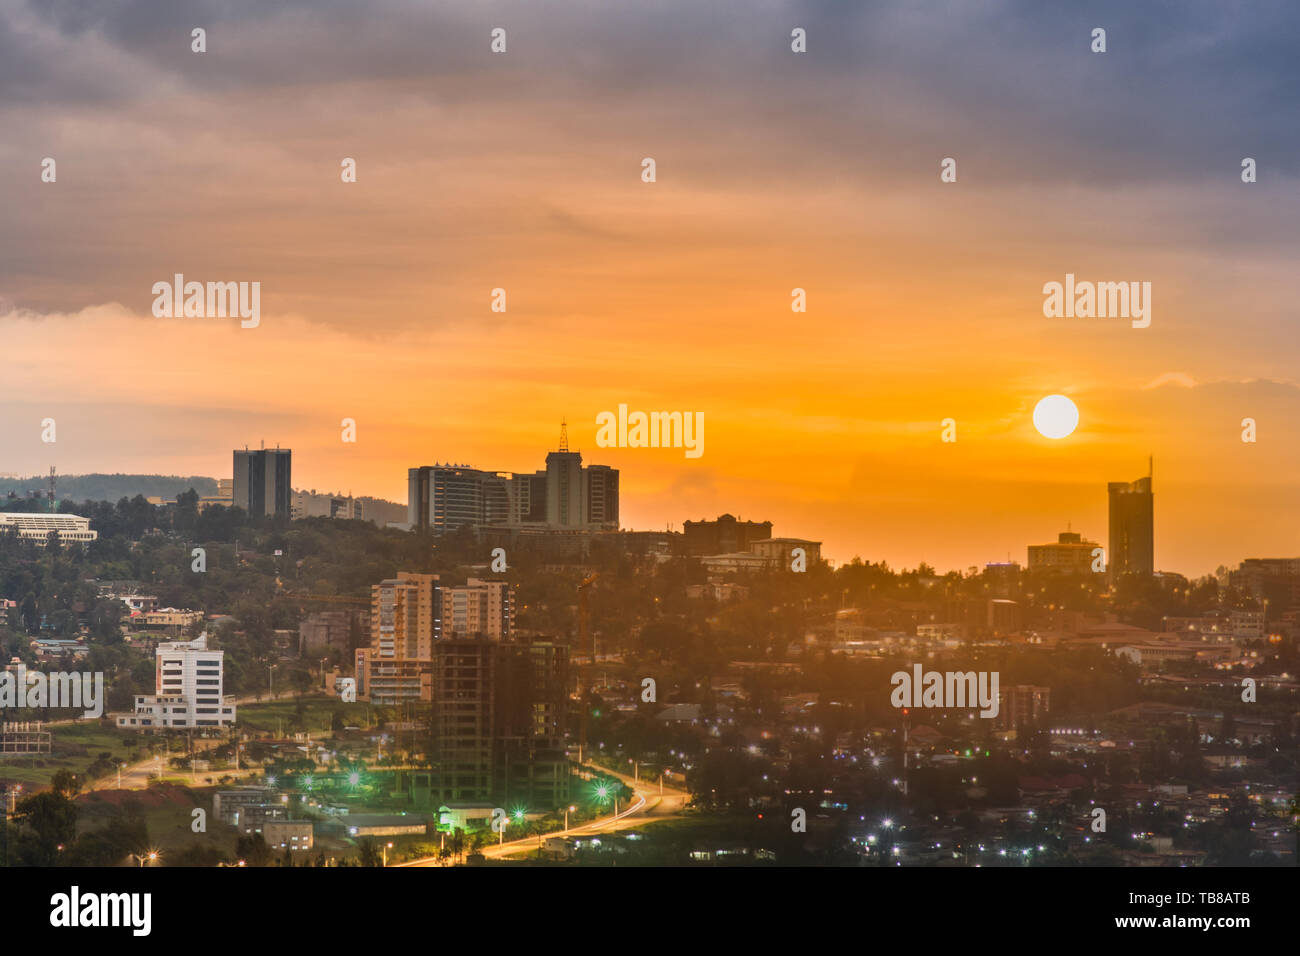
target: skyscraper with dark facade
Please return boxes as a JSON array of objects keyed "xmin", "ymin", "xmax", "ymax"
[
  {"xmin": 232, "ymin": 447, "xmax": 292, "ymax": 518},
  {"xmin": 1107, "ymin": 463, "xmax": 1154, "ymax": 581}
]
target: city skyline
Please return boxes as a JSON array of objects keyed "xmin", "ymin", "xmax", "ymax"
[
  {"xmin": 0, "ymin": 443, "xmax": 1289, "ymax": 581},
  {"xmin": 3, "ymin": 1, "xmax": 1298, "ymax": 576}
]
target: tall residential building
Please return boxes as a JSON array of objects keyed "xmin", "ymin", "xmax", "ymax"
[
  {"xmin": 355, "ymin": 574, "xmax": 515, "ymax": 705},
  {"xmin": 112, "ymin": 632, "xmax": 235, "ymax": 731},
  {"xmin": 431, "ymin": 639, "xmax": 569, "ymax": 808},
  {"xmin": 358, "ymin": 572, "xmax": 440, "ymax": 705},
  {"xmin": 233, "ymin": 447, "xmax": 292, "ymax": 517},
  {"xmin": 1028, "ymin": 529, "xmax": 1101, "ymax": 575},
  {"xmin": 1107, "ymin": 463, "xmax": 1154, "ymax": 581},
  {"xmin": 443, "ymin": 578, "xmax": 514, "ymax": 641}
]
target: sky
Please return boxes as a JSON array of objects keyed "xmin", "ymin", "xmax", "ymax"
[{"xmin": 2, "ymin": 0, "xmax": 1298, "ymax": 577}]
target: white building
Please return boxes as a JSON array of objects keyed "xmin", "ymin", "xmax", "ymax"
[
  {"xmin": 0, "ymin": 513, "xmax": 97, "ymax": 546},
  {"xmin": 113, "ymin": 632, "xmax": 235, "ymax": 731}
]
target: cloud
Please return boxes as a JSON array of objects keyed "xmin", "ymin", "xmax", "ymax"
[{"xmin": 1142, "ymin": 372, "xmax": 1198, "ymax": 390}]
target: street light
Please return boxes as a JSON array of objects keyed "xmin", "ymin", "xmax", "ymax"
[
  {"xmin": 564, "ymin": 805, "xmax": 576, "ymax": 832},
  {"xmin": 382, "ymin": 842, "xmax": 393, "ymax": 867}
]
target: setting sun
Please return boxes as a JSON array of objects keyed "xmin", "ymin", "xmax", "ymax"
[{"xmin": 1033, "ymin": 395, "xmax": 1080, "ymax": 440}]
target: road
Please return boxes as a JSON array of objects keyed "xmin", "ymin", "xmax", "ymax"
[{"xmin": 396, "ymin": 764, "xmax": 690, "ymax": 867}]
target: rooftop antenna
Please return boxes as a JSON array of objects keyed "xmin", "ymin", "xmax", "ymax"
[
  {"xmin": 1148, "ymin": 455, "xmax": 1153, "ymax": 480},
  {"xmin": 559, "ymin": 418, "xmax": 569, "ymax": 453}
]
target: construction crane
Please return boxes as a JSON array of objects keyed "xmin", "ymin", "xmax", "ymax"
[{"xmin": 576, "ymin": 572, "xmax": 599, "ymax": 764}]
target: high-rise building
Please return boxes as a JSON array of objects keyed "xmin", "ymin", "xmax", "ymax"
[
  {"xmin": 545, "ymin": 443, "xmax": 584, "ymax": 529},
  {"xmin": 233, "ymin": 447, "xmax": 292, "ymax": 517},
  {"xmin": 508, "ymin": 470, "xmax": 548, "ymax": 525},
  {"xmin": 112, "ymin": 632, "xmax": 235, "ymax": 731},
  {"xmin": 408, "ymin": 425, "xmax": 618, "ymax": 533},
  {"xmin": 584, "ymin": 464, "xmax": 619, "ymax": 530},
  {"xmin": 1107, "ymin": 463, "xmax": 1154, "ymax": 581},
  {"xmin": 407, "ymin": 465, "xmax": 510, "ymax": 535},
  {"xmin": 431, "ymin": 638, "xmax": 569, "ymax": 807},
  {"xmin": 443, "ymin": 578, "xmax": 514, "ymax": 640},
  {"xmin": 355, "ymin": 574, "xmax": 515, "ymax": 704},
  {"xmin": 358, "ymin": 572, "xmax": 440, "ymax": 705}
]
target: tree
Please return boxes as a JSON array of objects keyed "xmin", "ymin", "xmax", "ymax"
[
  {"xmin": 50, "ymin": 770, "xmax": 81, "ymax": 798},
  {"xmin": 12, "ymin": 791, "xmax": 78, "ymax": 866},
  {"xmin": 357, "ymin": 838, "xmax": 381, "ymax": 867},
  {"xmin": 235, "ymin": 832, "xmax": 272, "ymax": 867}
]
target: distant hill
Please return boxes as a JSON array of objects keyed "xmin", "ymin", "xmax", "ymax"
[
  {"xmin": 0, "ymin": 473, "xmax": 218, "ymax": 503},
  {"xmin": 357, "ymin": 497, "xmax": 407, "ymax": 525},
  {"xmin": 0, "ymin": 473, "xmax": 407, "ymax": 523}
]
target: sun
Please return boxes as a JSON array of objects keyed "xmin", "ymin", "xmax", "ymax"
[{"xmin": 1033, "ymin": 394, "xmax": 1079, "ymax": 439}]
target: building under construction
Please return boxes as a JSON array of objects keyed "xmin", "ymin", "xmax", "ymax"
[
  {"xmin": 0, "ymin": 721, "xmax": 51, "ymax": 755},
  {"xmin": 428, "ymin": 638, "xmax": 570, "ymax": 809}
]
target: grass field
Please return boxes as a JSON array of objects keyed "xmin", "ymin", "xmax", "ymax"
[
  {"xmin": 0, "ymin": 721, "xmax": 141, "ymax": 787},
  {"xmin": 233, "ymin": 696, "xmax": 380, "ymax": 735}
]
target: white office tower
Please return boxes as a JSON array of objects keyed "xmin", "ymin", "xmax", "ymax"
[{"xmin": 113, "ymin": 632, "xmax": 236, "ymax": 731}]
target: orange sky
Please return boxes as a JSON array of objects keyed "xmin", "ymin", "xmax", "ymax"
[{"xmin": 2, "ymin": 1, "xmax": 1298, "ymax": 576}]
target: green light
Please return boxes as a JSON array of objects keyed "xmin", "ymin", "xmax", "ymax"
[
  {"xmin": 348, "ymin": 772, "xmax": 360, "ymax": 787},
  {"xmin": 514, "ymin": 810, "xmax": 524, "ymax": 820}
]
